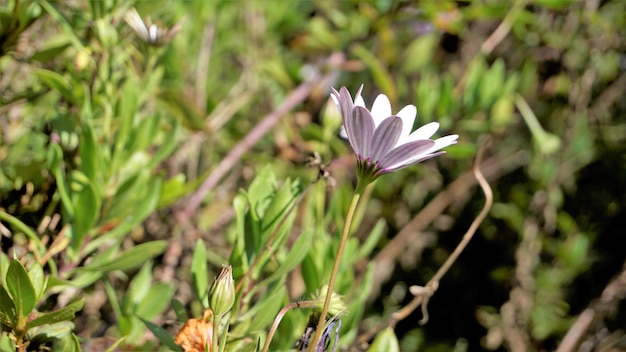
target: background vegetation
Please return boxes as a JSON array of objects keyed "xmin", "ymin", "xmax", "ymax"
[{"xmin": 0, "ymin": 0, "xmax": 624, "ymax": 351}]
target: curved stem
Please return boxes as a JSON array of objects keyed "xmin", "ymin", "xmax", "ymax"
[
  {"xmin": 261, "ymin": 300, "xmax": 322, "ymax": 352},
  {"xmin": 308, "ymin": 180, "xmax": 366, "ymax": 351}
]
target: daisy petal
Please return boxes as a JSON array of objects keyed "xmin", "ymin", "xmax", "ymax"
[
  {"xmin": 396, "ymin": 105, "xmax": 417, "ymax": 142},
  {"xmin": 387, "ymin": 151, "xmax": 446, "ymax": 172},
  {"xmin": 429, "ymin": 134, "xmax": 459, "ymax": 153},
  {"xmin": 352, "ymin": 106, "xmax": 376, "ymax": 159},
  {"xmin": 406, "ymin": 122, "xmax": 440, "ymax": 142},
  {"xmin": 370, "ymin": 116, "xmax": 402, "ymax": 162},
  {"xmin": 379, "ymin": 140, "xmax": 435, "ymax": 171},
  {"xmin": 370, "ymin": 94, "xmax": 392, "ymax": 126}
]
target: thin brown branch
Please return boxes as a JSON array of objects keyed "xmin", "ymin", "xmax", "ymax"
[{"xmin": 370, "ymin": 148, "xmax": 528, "ymax": 301}]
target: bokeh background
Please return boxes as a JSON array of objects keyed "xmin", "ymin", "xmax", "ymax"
[{"xmin": 1, "ymin": 0, "xmax": 625, "ymax": 351}]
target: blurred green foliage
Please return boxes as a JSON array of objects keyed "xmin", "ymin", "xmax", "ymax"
[{"xmin": 0, "ymin": 0, "xmax": 624, "ymax": 351}]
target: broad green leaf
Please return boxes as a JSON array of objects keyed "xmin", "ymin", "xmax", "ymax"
[
  {"xmin": 6, "ymin": 260, "xmax": 37, "ymax": 317},
  {"xmin": 80, "ymin": 241, "xmax": 168, "ymax": 272},
  {"xmin": 28, "ymin": 320, "xmax": 74, "ymax": 340},
  {"xmin": 367, "ymin": 327, "xmax": 400, "ymax": 352},
  {"xmin": 123, "ymin": 262, "xmax": 153, "ymax": 313},
  {"xmin": 28, "ymin": 262, "xmax": 46, "ymax": 300},
  {"xmin": 192, "ymin": 240, "xmax": 210, "ymax": 308},
  {"xmin": 26, "ymin": 299, "xmax": 84, "ymax": 330},
  {"xmin": 51, "ymin": 333, "xmax": 81, "ymax": 352},
  {"xmin": 0, "ymin": 285, "xmax": 17, "ymax": 327},
  {"xmin": 403, "ymin": 33, "xmax": 437, "ymax": 74},
  {"xmin": 140, "ymin": 317, "xmax": 183, "ymax": 351},
  {"xmin": 135, "ymin": 283, "xmax": 176, "ymax": 319},
  {"xmin": 0, "ymin": 334, "xmax": 14, "ymax": 351}
]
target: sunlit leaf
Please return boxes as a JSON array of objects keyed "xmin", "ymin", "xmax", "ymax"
[{"xmin": 6, "ymin": 260, "xmax": 37, "ymax": 317}]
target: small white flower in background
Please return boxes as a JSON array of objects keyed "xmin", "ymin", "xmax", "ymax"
[
  {"xmin": 124, "ymin": 8, "xmax": 182, "ymax": 46},
  {"xmin": 331, "ymin": 85, "xmax": 458, "ymax": 182}
]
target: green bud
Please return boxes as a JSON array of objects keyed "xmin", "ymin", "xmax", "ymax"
[
  {"xmin": 312, "ymin": 284, "xmax": 347, "ymax": 316},
  {"xmin": 209, "ymin": 265, "xmax": 235, "ymax": 316}
]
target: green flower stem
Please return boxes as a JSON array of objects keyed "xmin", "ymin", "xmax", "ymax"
[
  {"xmin": 212, "ymin": 314, "xmax": 220, "ymax": 352},
  {"xmin": 218, "ymin": 315, "xmax": 229, "ymax": 352},
  {"xmin": 308, "ymin": 179, "xmax": 368, "ymax": 351}
]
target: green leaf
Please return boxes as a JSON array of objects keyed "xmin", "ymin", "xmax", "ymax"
[
  {"xmin": 28, "ymin": 320, "xmax": 75, "ymax": 340},
  {"xmin": 355, "ymin": 220, "xmax": 386, "ymax": 260},
  {"xmin": 0, "ymin": 285, "xmax": 17, "ymax": 327},
  {"xmin": 239, "ymin": 285, "xmax": 287, "ymax": 332},
  {"xmin": 256, "ymin": 229, "xmax": 314, "ymax": 289},
  {"xmin": 26, "ymin": 299, "xmax": 84, "ymax": 330},
  {"xmin": 122, "ymin": 262, "xmax": 153, "ymax": 314},
  {"xmin": 79, "ymin": 119, "xmax": 99, "ymax": 182},
  {"xmin": 353, "ymin": 44, "xmax": 396, "ymax": 104},
  {"xmin": 28, "ymin": 262, "xmax": 46, "ymax": 300},
  {"xmin": 84, "ymin": 177, "xmax": 163, "ymax": 255},
  {"xmin": 80, "ymin": 241, "xmax": 168, "ymax": 272},
  {"xmin": 171, "ymin": 298, "xmax": 188, "ymax": 322},
  {"xmin": 367, "ymin": 327, "xmax": 400, "ymax": 352},
  {"xmin": 140, "ymin": 317, "xmax": 183, "ymax": 351},
  {"xmin": 6, "ymin": 260, "xmax": 37, "ymax": 317},
  {"xmin": 70, "ymin": 172, "xmax": 100, "ymax": 251},
  {"xmin": 135, "ymin": 283, "xmax": 176, "ymax": 319},
  {"xmin": 192, "ymin": 240, "xmax": 210, "ymax": 309},
  {"xmin": 33, "ymin": 68, "xmax": 74, "ymax": 103},
  {"xmin": 403, "ymin": 33, "xmax": 437, "ymax": 74},
  {"xmin": 52, "ymin": 333, "xmax": 81, "ymax": 352},
  {"xmin": 0, "ymin": 334, "xmax": 14, "ymax": 351}
]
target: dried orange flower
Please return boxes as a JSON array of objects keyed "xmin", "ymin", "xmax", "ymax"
[{"xmin": 175, "ymin": 309, "xmax": 214, "ymax": 352}]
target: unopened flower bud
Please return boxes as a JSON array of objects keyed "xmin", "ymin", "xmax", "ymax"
[
  {"xmin": 209, "ymin": 265, "xmax": 235, "ymax": 316},
  {"xmin": 312, "ymin": 284, "xmax": 347, "ymax": 316}
]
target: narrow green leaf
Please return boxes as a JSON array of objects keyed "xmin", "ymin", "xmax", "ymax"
[
  {"xmin": 192, "ymin": 240, "xmax": 210, "ymax": 309},
  {"xmin": 80, "ymin": 241, "xmax": 168, "ymax": 272},
  {"xmin": 6, "ymin": 260, "xmax": 37, "ymax": 317},
  {"xmin": 237, "ymin": 285, "xmax": 286, "ymax": 332},
  {"xmin": 26, "ymin": 299, "xmax": 84, "ymax": 330},
  {"xmin": 256, "ymin": 229, "xmax": 314, "ymax": 289},
  {"xmin": 33, "ymin": 68, "xmax": 73, "ymax": 102},
  {"xmin": 70, "ymin": 173, "xmax": 100, "ymax": 251},
  {"xmin": 171, "ymin": 298, "xmax": 188, "ymax": 322},
  {"xmin": 84, "ymin": 177, "xmax": 162, "ymax": 255},
  {"xmin": 140, "ymin": 317, "xmax": 183, "ymax": 351},
  {"xmin": 79, "ymin": 119, "xmax": 98, "ymax": 181},
  {"xmin": 355, "ymin": 220, "xmax": 386, "ymax": 260}
]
